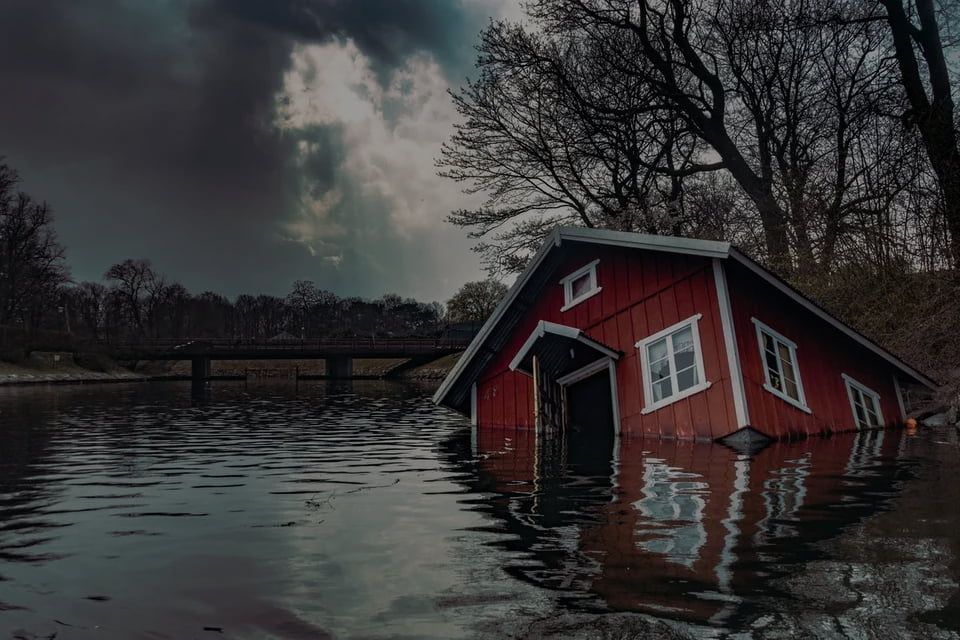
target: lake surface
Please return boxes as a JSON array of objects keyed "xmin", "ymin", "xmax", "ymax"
[{"xmin": 1, "ymin": 381, "xmax": 958, "ymax": 639}]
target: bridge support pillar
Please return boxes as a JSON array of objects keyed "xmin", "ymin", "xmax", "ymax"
[
  {"xmin": 326, "ymin": 356, "xmax": 353, "ymax": 379},
  {"xmin": 191, "ymin": 357, "xmax": 211, "ymax": 384}
]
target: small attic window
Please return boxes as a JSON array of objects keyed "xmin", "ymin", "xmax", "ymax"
[{"xmin": 560, "ymin": 259, "xmax": 601, "ymax": 311}]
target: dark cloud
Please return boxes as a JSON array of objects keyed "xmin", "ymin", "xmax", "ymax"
[
  {"xmin": 216, "ymin": 0, "xmax": 489, "ymax": 81},
  {"xmin": 0, "ymin": 0, "xmax": 495, "ymax": 300}
]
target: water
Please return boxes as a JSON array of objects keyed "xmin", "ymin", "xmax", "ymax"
[{"xmin": 1, "ymin": 381, "xmax": 958, "ymax": 639}]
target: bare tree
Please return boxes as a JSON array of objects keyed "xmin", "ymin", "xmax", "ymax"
[
  {"xmin": 104, "ymin": 259, "xmax": 157, "ymax": 337},
  {"xmin": 69, "ymin": 282, "xmax": 107, "ymax": 339},
  {"xmin": 440, "ymin": 21, "xmax": 721, "ymax": 273},
  {"xmin": 879, "ymin": 0, "xmax": 960, "ymax": 266},
  {"xmin": 442, "ymin": 1, "xmax": 945, "ymax": 275},
  {"xmin": 0, "ymin": 163, "xmax": 68, "ymax": 327},
  {"xmin": 287, "ymin": 279, "xmax": 319, "ymax": 337}
]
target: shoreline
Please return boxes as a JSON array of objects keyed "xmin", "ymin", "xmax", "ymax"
[
  {"xmin": 0, "ymin": 371, "xmax": 151, "ymax": 387},
  {"xmin": 0, "ymin": 358, "xmax": 458, "ymax": 388}
]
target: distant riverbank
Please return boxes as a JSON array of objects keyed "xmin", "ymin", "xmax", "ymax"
[
  {"xmin": 0, "ymin": 352, "xmax": 148, "ymax": 386},
  {"xmin": 0, "ymin": 351, "xmax": 462, "ymax": 386}
]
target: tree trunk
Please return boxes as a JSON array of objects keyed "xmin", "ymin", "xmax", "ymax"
[
  {"xmin": 883, "ymin": 0, "xmax": 960, "ymax": 267},
  {"xmin": 706, "ymin": 129, "xmax": 792, "ymax": 271}
]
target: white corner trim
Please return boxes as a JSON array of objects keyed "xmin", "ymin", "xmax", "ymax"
[
  {"xmin": 893, "ymin": 375, "xmax": 907, "ymax": 421},
  {"xmin": 712, "ymin": 259, "xmax": 750, "ymax": 428},
  {"xmin": 608, "ymin": 359, "xmax": 621, "ymax": 436},
  {"xmin": 469, "ymin": 382, "xmax": 478, "ymax": 455},
  {"xmin": 470, "ymin": 382, "xmax": 478, "ymax": 426},
  {"xmin": 641, "ymin": 381, "xmax": 713, "ymax": 415}
]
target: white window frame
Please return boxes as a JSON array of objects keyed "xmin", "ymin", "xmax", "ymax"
[
  {"xmin": 637, "ymin": 313, "xmax": 711, "ymax": 414},
  {"xmin": 842, "ymin": 374, "xmax": 884, "ymax": 430},
  {"xmin": 752, "ymin": 318, "xmax": 811, "ymax": 414},
  {"xmin": 559, "ymin": 259, "xmax": 601, "ymax": 312}
]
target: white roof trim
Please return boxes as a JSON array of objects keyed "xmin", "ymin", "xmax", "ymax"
[
  {"xmin": 508, "ymin": 320, "xmax": 619, "ymax": 373},
  {"xmin": 558, "ymin": 227, "xmax": 731, "ymax": 258},
  {"xmin": 433, "ymin": 227, "xmax": 935, "ymax": 410},
  {"xmin": 432, "ymin": 228, "xmax": 563, "ymax": 406}
]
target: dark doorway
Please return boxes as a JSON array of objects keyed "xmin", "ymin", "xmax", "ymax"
[{"xmin": 565, "ymin": 367, "xmax": 616, "ymax": 474}]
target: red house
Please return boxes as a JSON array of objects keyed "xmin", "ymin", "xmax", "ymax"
[{"xmin": 434, "ymin": 227, "xmax": 936, "ymax": 441}]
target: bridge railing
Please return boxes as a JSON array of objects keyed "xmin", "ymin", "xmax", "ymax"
[{"xmin": 105, "ymin": 337, "xmax": 473, "ymax": 354}]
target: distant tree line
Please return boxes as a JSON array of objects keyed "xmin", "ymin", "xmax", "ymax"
[{"xmin": 0, "ymin": 160, "xmax": 507, "ymax": 344}]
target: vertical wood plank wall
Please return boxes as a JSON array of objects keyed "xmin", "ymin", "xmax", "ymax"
[
  {"xmin": 475, "ymin": 246, "xmax": 738, "ymax": 440},
  {"xmin": 725, "ymin": 261, "xmax": 905, "ymax": 439}
]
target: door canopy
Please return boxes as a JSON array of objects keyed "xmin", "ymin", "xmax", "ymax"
[{"xmin": 508, "ymin": 321, "xmax": 620, "ymax": 381}]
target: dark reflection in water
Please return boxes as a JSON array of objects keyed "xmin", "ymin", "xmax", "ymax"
[{"xmin": 1, "ymin": 382, "xmax": 958, "ymax": 639}]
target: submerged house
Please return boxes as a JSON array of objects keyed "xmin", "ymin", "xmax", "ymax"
[{"xmin": 434, "ymin": 227, "xmax": 936, "ymax": 441}]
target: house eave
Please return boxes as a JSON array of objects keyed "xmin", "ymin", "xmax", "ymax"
[
  {"xmin": 727, "ymin": 248, "xmax": 938, "ymax": 390},
  {"xmin": 434, "ymin": 227, "xmax": 937, "ymax": 413}
]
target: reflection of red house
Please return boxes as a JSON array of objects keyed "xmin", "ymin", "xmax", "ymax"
[
  {"xmin": 435, "ymin": 228, "xmax": 935, "ymax": 440},
  {"xmin": 474, "ymin": 426, "xmax": 905, "ymax": 623}
]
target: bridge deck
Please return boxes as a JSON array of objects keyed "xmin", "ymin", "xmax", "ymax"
[{"xmin": 108, "ymin": 338, "xmax": 470, "ymax": 361}]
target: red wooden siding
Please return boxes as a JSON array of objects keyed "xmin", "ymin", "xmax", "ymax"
[
  {"xmin": 475, "ymin": 246, "xmax": 738, "ymax": 439},
  {"xmin": 725, "ymin": 261, "xmax": 905, "ymax": 439}
]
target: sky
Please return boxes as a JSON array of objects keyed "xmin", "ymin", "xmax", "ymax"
[{"xmin": 0, "ymin": 0, "xmax": 524, "ymax": 303}]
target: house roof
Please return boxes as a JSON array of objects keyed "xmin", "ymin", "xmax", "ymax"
[{"xmin": 433, "ymin": 227, "xmax": 937, "ymax": 412}]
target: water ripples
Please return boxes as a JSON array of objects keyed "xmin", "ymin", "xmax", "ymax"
[{"xmin": 0, "ymin": 381, "xmax": 957, "ymax": 639}]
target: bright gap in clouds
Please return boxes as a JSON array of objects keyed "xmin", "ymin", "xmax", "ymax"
[{"xmin": 273, "ymin": 38, "xmax": 487, "ymax": 301}]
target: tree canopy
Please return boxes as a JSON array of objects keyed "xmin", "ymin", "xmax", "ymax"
[
  {"xmin": 446, "ymin": 279, "xmax": 508, "ymax": 324},
  {"xmin": 440, "ymin": 0, "xmax": 958, "ymax": 275}
]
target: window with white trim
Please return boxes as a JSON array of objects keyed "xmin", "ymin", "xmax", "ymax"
[
  {"xmin": 843, "ymin": 374, "xmax": 884, "ymax": 429},
  {"xmin": 753, "ymin": 318, "xmax": 809, "ymax": 412},
  {"xmin": 560, "ymin": 260, "xmax": 600, "ymax": 311},
  {"xmin": 638, "ymin": 314, "xmax": 710, "ymax": 413}
]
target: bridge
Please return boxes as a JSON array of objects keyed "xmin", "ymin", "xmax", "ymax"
[{"xmin": 106, "ymin": 337, "xmax": 471, "ymax": 383}]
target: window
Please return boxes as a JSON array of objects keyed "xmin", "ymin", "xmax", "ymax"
[
  {"xmin": 560, "ymin": 260, "xmax": 600, "ymax": 311},
  {"xmin": 637, "ymin": 314, "xmax": 711, "ymax": 414},
  {"xmin": 843, "ymin": 374, "xmax": 884, "ymax": 430},
  {"xmin": 752, "ymin": 318, "xmax": 809, "ymax": 413}
]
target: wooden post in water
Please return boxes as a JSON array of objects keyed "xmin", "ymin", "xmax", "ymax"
[{"xmin": 533, "ymin": 355, "xmax": 566, "ymax": 434}]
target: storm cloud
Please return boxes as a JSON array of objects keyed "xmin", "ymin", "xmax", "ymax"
[{"xmin": 0, "ymin": 0, "xmax": 519, "ymax": 301}]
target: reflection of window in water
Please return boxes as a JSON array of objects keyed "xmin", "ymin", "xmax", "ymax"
[
  {"xmin": 846, "ymin": 429, "xmax": 885, "ymax": 477},
  {"xmin": 633, "ymin": 458, "xmax": 708, "ymax": 567},
  {"xmin": 756, "ymin": 453, "xmax": 810, "ymax": 541}
]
